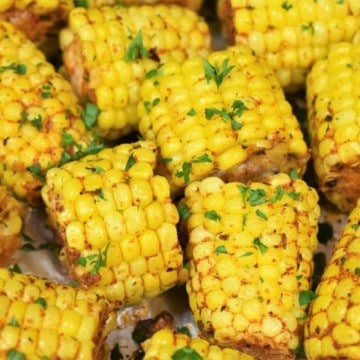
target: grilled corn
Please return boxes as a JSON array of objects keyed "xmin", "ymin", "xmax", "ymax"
[
  {"xmin": 217, "ymin": 0, "xmax": 360, "ymax": 91},
  {"xmin": 60, "ymin": 4, "xmax": 211, "ymax": 140},
  {"xmin": 306, "ymin": 41, "xmax": 360, "ymax": 213},
  {"xmin": 85, "ymin": 0, "xmax": 204, "ymax": 11},
  {"xmin": 41, "ymin": 140, "xmax": 188, "ymax": 308},
  {"xmin": 0, "ymin": 20, "xmax": 101, "ymax": 205},
  {"xmin": 304, "ymin": 198, "xmax": 360, "ymax": 359},
  {"xmin": 0, "ymin": 0, "xmax": 73, "ymax": 57},
  {"xmin": 0, "ymin": 268, "xmax": 116, "ymax": 359},
  {"xmin": 138, "ymin": 45, "xmax": 309, "ymax": 195},
  {"xmin": 142, "ymin": 328, "xmax": 254, "ymax": 359},
  {"xmin": 0, "ymin": 186, "xmax": 26, "ymax": 266},
  {"xmin": 182, "ymin": 174, "xmax": 320, "ymax": 359}
]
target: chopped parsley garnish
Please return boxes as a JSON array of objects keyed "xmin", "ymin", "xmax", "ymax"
[
  {"xmin": 355, "ymin": 267, "xmax": 360, "ymax": 276},
  {"xmin": 74, "ymin": 0, "xmax": 88, "ymax": 7},
  {"xmin": 187, "ymin": 108, "xmax": 196, "ymax": 116},
  {"xmin": 29, "ymin": 114, "xmax": 42, "ymax": 130},
  {"xmin": 215, "ymin": 245, "xmax": 228, "ymax": 255},
  {"xmin": 6, "ymin": 349, "xmax": 26, "ymax": 360},
  {"xmin": 351, "ymin": 223, "xmax": 360, "ymax": 231},
  {"xmin": 34, "ymin": 297, "xmax": 47, "ymax": 309},
  {"xmin": 143, "ymin": 98, "xmax": 160, "ymax": 113},
  {"xmin": 27, "ymin": 163, "xmax": 45, "ymax": 182},
  {"xmin": 145, "ymin": 67, "xmax": 163, "ymax": 79},
  {"xmin": 61, "ymin": 132, "xmax": 74, "ymax": 147},
  {"xmin": 172, "ymin": 346, "xmax": 202, "ymax": 360},
  {"xmin": 281, "ymin": 1, "xmax": 292, "ymax": 10},
  {"xmin": 296, "ymin": 274, "xmax": 303, "ymax": 280},
  {"xmin": 95, "ymin": 188, "xmax": 106, "ymax": 200},
  {"xmin": 269, "ymin": 186, "xmax": 284, "ymax": 202},
  {"xmin": 77, "ymin": 243, "xmax": 110, "ymax": 275},
  {"xmin": 192, "ymin": 153, "xmax": 212, "ymax": 163},
  {"xmin": 176, "ymin": 326, "xmax": 191, "ymax": 336},
  {"xmin": 86, "ymin": 166, "xmax": 104, "ymax": 173},
  {"xmin": 0, "ymin": 63, "xmax": 26, "ymax": 75},
  {"xmin": 175, "ymin": 161, "xmax": 192, "ymax": 184},
  {"xmin": 203, "ymin": 58, "xmax": 235, "ymax": 87},
  {"xmin": 125, "ymin": 31, "xmax": 149, "ymax": 62},
  {"xmin": 299, "ymin": 290, "xmax": 318, "ymax": 306},
  {"xmin": 247, "ymin": 188, "xmax": 267, "ymax": 206},
  {"xmin": 301, "ymin": 22, "xmax": 314, "ymax": 33},
  {"xmin": 204, "ymin": 210, "xmax": 221, "ymax": 222},
  {"xmin": 8, "ymin": 263, "xmax": 22, "ymax": 273},
  {"xmin": 289, "ymin": 168, "xmax": 300, "ymax": 179},
  {"xmin": 41, "ymin": 84, "xmax": 52, "ymax": 98},
  {"xmin": 253, "ymin": 237, "xmax": 268, "ymax": 254},
  {"xmin": 8, "ymin": 317, "xmax": 20, "ymax": 327},
  {"xmin": 161, "ymin": 157, "xmax": 173, "ymax": 164},
  {"xmin": 82, "ymin": 102, "xmax": 100, "ymax": 130},
  {"xmin": 73, "ymin": 140, "xmax": 104, "ymax": 160},
  {"xmin": 177, "ymin": 203, "xmax": 190, "ymax": 220},
  {"xmin": 255, "ymin": 209, "xmax": 268, "ymax": 220},
  {"xmin": 240, "ymin": 251, "xmax": 253, "ymax": 257},
  {"xmin": 125, "ymin": 153, "xmax": 136, "ymax": 171}
]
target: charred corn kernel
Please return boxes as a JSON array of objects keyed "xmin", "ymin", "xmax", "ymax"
[
  {"xmin": 142, "ymin": 328, "xmax": 254, "ymax": 360},
  {"xmin": 183, "ymin": 174, "xmax": 320, "ymax": 359},
  {"xmin": 218, "ymin": 0, "xmax": 360, "ymax": 91},
  {"xmin": 0, "ymin": 0, "xmax": 73, "ymax": 56},
  {"xmin": 139, "ymin": 45, "xmax": 309, "ymax": 195},
  {"xmin": 0, "ymin": 186, "xmax": 26, "ymax": 266},
  {"xmin": 307, "ymin": 41, "xmax": 360, "ymax": 213},
  {"xmin": 0, "ymin": 21, "xmax": 100, "ymax": 205},
  {"xmin": 0, "ymin": 269, "xmax": 115, "ymax": 359},
  {"xmin": 84, "ymin": 0, "xmax": 204, "ymax": 11},
  {"xmin": 60, "ymin": 5, "xmax": 210, "ymax": 141},
  {"xmin": 304, "ymin": 198, "xmax": 360, "ymax": 359},
  {"xmin": 42, "ymin": 140, "xmax": 186, "ymax": 308}
]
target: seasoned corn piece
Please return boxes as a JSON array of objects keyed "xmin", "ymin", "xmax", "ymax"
[
  {"xmin": 0, "ymin": 20, "xmax": 101, "ymax": 205},
  {"xmin": 139, "ymin": 45, "xmax": 309, "ymax": 195},
  {"xmin": 41, "ymin": 141, "xmax": 187, "ymax": 308},
  {"xmin": 0, "ymin": 186, "xmax": 26, "ymax": 266},
  {"xmin": 60, "ymin": 4, "xmax": 211, "ymax": 140},
  {"xmin": 182, "ymin": 174, "xmax": 320, "ymax": 359},
  {"xmin": 0, "ymin": 268, "xmax": 116, "ymax": 359},
  {"xmin": 142, "ymin": 328, "xmax": 254, "ymax": 359},
  {"xmin": 217, "ymin": 0, "xmax": 360, "ymax": 91},
  {"xmin": 0, "ymin": 0, "xmax": 73, "ymax": 57},
  {"xmin": 304, "ymin": 198, "xmax": 360, "ymax": 359},
  {"xmin": 307, "ymin": 41, "xmax": 360, "ymax": 213}
]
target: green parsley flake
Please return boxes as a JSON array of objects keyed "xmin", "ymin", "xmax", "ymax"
[
  {"xmin": 204, "ymin": 210, "xmax": 221, "ymax": 222},
  {"xmin": 61, "ymin": 132, "xmax": 74, "ymax": 147},
  {"xmin": 192, "ymin": 153, "xmax": 212, "ymax": 163},
  {"xmin": 299, "ymin": 290, "xmax": 318, "ymax": 306},
  {"xmin": 27, "ymin": 163, "xmax": 45, "ymax": 182},
  {"xmin": 215, "ymin": 245, "xmax": 227, "ymax": 255},
  {"xmin": 34, "ymin": 297, "xmax": 47, "ymax": 309},
  {"xmin": 125, "ymin": 31, "xmax": 149, "ymax": 62},
  {"xmin": 82, "ymin": 102, "xmax": 100, "ymax": 130},
  {"xmin": 187, "ymin": 108, "xmax": 196, "ymax": 116},
  {"xmin": 177, "ymin": 203, "xmax": 190, "ymax": 220},
  {"xmin": 255, "ymin": 209, "xmax": 268, "ymax": 220},
  {"xmin": 74, "ymin": 0, "xmax": 88, "ymax": 7},
  {"xmin": 355, "ymin": 267, "xmax": 360, "ymax": 276},
  {"xmin": 171, "ymin": 346, "xmax": 202, "ymax": 360},
  {"xmin": 125, "ymin": 153, "xmax": 136, "ymax": 171},
  {"xmin": 145, "ymin": 67, "xmax": 163, "ymax": 79},
  {"xmin": 253, "ymin": 237, "xmax": 268, "ymax": 254},
  {"xmin": 0, "ymin": 63, "xmax": 26, "ymax": 75},
  {"xmin": 175, "ymin": 162, "xmax": 192, "ymax": 184},
  {"xmin": 6, "ymin": 349, "xmax": 26, "ymax": 360},
  {"xmin": 282, "ymin": 1, "xmax": 292, "ymax": 10},
  {"xmin": 203, "ymin": 58, "xmax": 235, "ymax": 88}
]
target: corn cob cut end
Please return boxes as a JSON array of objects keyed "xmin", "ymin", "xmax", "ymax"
[
  {"xmin": 304, "ymin": 199, "xmax": 360, "ymax": 359},
  {"xmin": 0, "ymin": 186, "xmax": 26, "ymax": 266}
]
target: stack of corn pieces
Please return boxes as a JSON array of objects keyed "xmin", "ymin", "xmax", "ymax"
[{"xmin": 0, "ymin": 0, "xmax": 359, "ymax": 359}]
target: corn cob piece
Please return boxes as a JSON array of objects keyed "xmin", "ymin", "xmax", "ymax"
[
  {"xmin": 306, "ymin": 41, "xmax": 360, "ymax": 213},
  {"xmin": 0, "ymin": 186, "xmax": 26, "ymax": 266},
  {"xmin": 304, "ymin": 199, "xmax": 360, "ymax": 359},
  {"xmin": 0, "ymin": 0, "xmax": 73, "ymax": 58},
  {"xmin": 41, "ymin": 140, "xmax": 188, "ymax": 308},
  {"xmin": 84, "ymin": 0, "xmax": 204, "ymax": 11},
  {"xmin": 142, "ymin": 328, "xmax": 254, "ymax": 359},
  {"xmin": 181, "ymin": 174, "xmax": 320, "ymax": 359},
  {"xmin": 0, "ymin": 268, "xmax": 116, "ymax": 359},
  {"xmin": 0, "ymin": 20, "xmax": 102, "ymax": 205},
  {"xmin": 60, "ymin": 5, "xmax": 211, "ymax": 141},
  {"xmin": 217, "ymin": 0, "xmax": 360, "ymax": 92},
  {"xmin": 138, "ymin": 45, "xmax": 309, "ymax": 195}
]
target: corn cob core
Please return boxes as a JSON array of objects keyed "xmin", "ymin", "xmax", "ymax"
[
  {"xmin": 60, "ymin": 5, "xmax": 211, "ymax": 141},
  {"xmin": 183, "ymin": 174, "xmax": 320, "ymax": 359},
  {"xmin": 304, "ymin": 199, "xmax": 360, "ymax": 359},
  {"xmin": 0, "ymin": 186, "xmax": 26, "ymax": 266},
  {"xmin": 0, "ymin": 0, "xmax": 73, "ymax": 57},
  {"xmin": 307, "ymin": 41, "xmax": 360, "ymax": 213},
  {"xmin": 86, "ymin": 0, "xmax": 204, "ymax": 11},
  {"xmin": 138, "ymin": 45, "xmax": 309, "ymax": 195},
  {"xmin": 142, "ymin": 328, "xmax": 254, "ymax": 359},
  {"xmin": 0, "ymin": 21, "xmax": 99, "ymax": 205},
  {"xmin": 41, "ymin": 140, "xmax": 187, "ymax": 308},
  {"xmin": 0, "ymin": 268, "xmax": 116, "ymax": 359},
  {"xmin": 217, "ymin": 0, "xmax": 360, "ymax": 92}
]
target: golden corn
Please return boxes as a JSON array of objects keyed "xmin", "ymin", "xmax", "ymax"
[
  {"xmin": 0, "ymin": 268, "xmax": 116, "ymax": 359},
  {"xmin": 41, "ymin": 140, "xmax": 188, "ymax": 308},
  {"xmin": 60, "ymin": 4, "xmax": 211, "ymax": 140},
  {"xmin": 142, "ymin": 328, "xmax": 254, "ymax": 359},
  {"xmin": 138, "ymin": 45, "xmax": 309, "ymax": 195},
  {"xmin": 306, "ymin": 41, "xmax": 360, "ymax": 213},
  {"xmin": 85, "ymin": 0, "xmax": 204, "ymax": 11},
  {"xmin": 181, "ymin": 174, "xmax": 320, "ymax": 359},
  {"xmin": 0, "ymin": 0, "xmax": 73, "ymax": 57},
  {"xmin": 0, "ymin": 21, "xmax": 101, "ymax": 205},
  {"xmin": 0, "ymin": 186, "xmax": 26, "ymax": 266},
  {"xmin": 304, "ymin": 198, "xmax": 360, "ymax": 359},
  {"xmin": 217, "ymin": 0, "xmax": 360, "ymax": 91}
]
